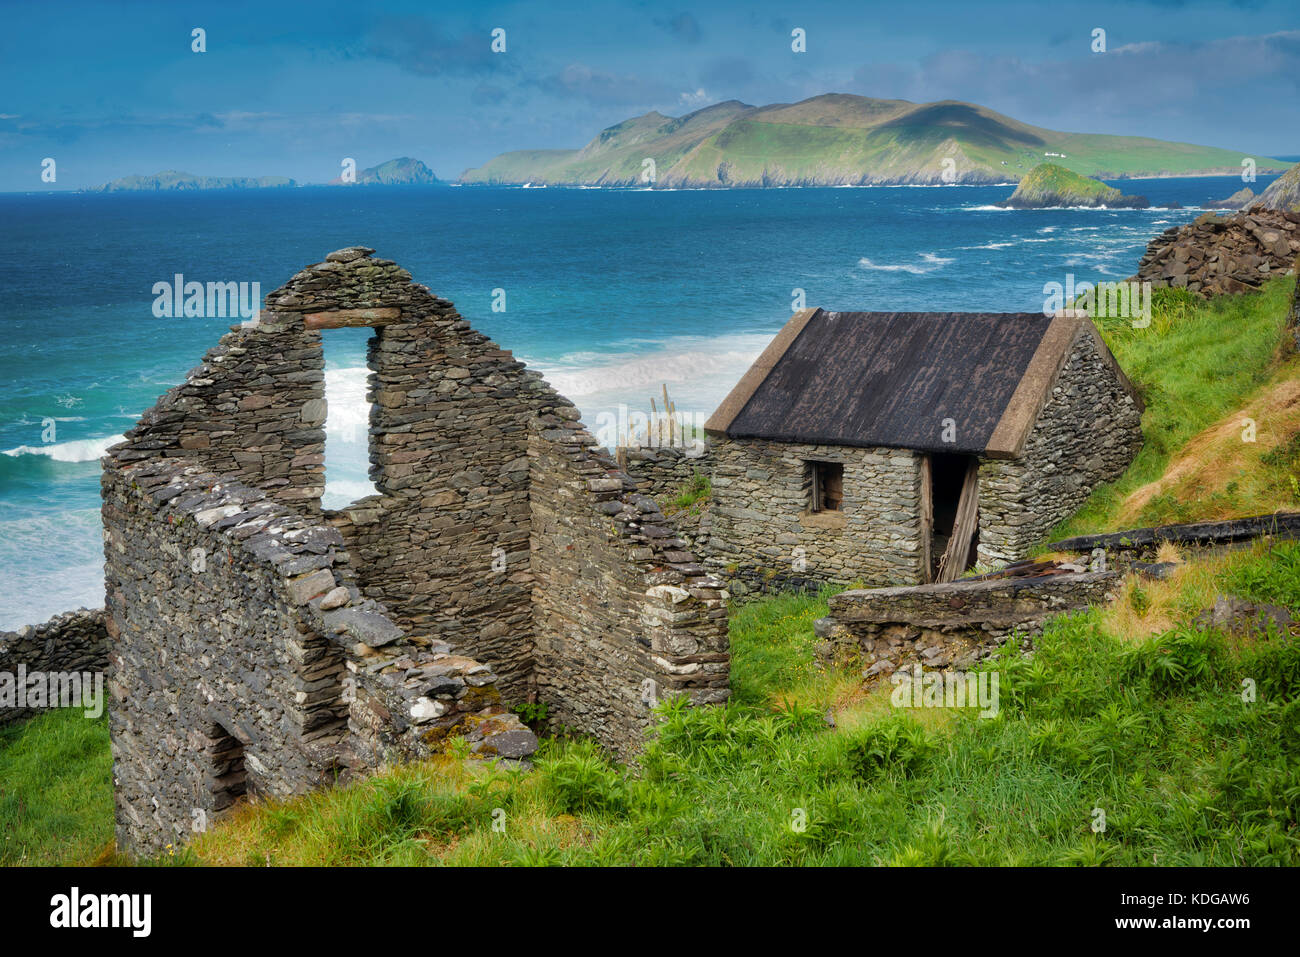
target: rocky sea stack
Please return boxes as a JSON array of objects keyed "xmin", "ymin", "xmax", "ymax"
[
  {"xmin": 332, "ymin": 156, "xmax": 443, "ymax": 186},
  {"xmin": 1258, "ymin": 162, "xmax": 1300, "ymax": 213},
  {"xmin": 999, "ymin": 163, "xmax": 1149, "ymax": 209},
  {"xmin": 1206, "ymin": 186, "xmax": 1256, "ymax": 210}
]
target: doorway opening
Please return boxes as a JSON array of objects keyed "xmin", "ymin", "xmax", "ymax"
[
  {"xmin": 923, "ymin": 453, "xmax": 979, "ymax": 583},
  {"xmin": 206, "ymin": 722, "xmax": 249, "ymax": 818}
]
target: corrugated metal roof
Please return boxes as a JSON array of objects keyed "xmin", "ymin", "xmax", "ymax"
[{"xmin": 721, "ymin": 310, "xmax": 1056, "ymax": 454}]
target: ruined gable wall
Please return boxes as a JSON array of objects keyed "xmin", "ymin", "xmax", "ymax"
[
  {"xmin": 529, "ymin": 395, "xmax": 730, "ymax": 757},
  {"xmin": 102, "ymin": 452, "xmax": 537, "ymax": 856},
  {"xmin": 977, "ymin": 329, "xmax": 1144, "ymax": 565},
  {"xmin": 704, "ymin": 438, "xmax": 925, "ymax": 592},
  {"xmin": 109, "ymin": 324, "xmax": 326, "ymax": 515},
  {"xmin": 254, "ymin": 250, "xmax": 540, "ymax": 701},
  {"xmin": 104, "ymin": 247, "xmax": 729, "ymax": 811}
]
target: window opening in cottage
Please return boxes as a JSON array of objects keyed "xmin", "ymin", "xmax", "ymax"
[{"xmin": 806, "ymin": 460, "xmax": 844, "ymax": 512}]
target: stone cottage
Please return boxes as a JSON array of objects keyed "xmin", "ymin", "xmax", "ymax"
[
  {"xmin": 702, "ymin": 308, "xmax": 1143, "ymax": 590},
  {"xmin": 103, "ymin": 247, "xmax": 729, "ymax": 854}
]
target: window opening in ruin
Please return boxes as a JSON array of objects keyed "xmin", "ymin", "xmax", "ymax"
[
  {"xmin": 207, "ymin": 722, "xmax": 249, "ymax": 818},
  {"xmin": 321, "ymin": 328, "xmax": 379, "ymax": 510},
  {"xmin": 926, "ymin": 452, "xmax": 979, "ymax": 583},
  {"xmin": 806, "ymin": 460, "xmax": 844, "ymax": 512}
]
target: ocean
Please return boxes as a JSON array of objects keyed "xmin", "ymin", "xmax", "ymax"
[{"xmin": 0, "ymin": 173, "xmax": 1282, "ymax": 629}]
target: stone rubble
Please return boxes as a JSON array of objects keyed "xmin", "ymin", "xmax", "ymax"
[{"xmin": 1130, "ymin": 207, "xmax": 1300, "ymax": 297}]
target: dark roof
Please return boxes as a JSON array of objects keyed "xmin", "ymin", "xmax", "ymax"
[{"xmin": 705, "ymin": 309, "xmax": 1132, "ymax": 457}]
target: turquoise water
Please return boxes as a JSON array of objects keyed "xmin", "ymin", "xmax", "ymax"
[{"xmin": 0, "ymin": 175, "xmax": 1279, "ymax": 628}]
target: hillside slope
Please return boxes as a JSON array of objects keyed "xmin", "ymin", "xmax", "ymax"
[
  {"xmin": 1052, "ymin": 277, "xmax": 1299, "ymax": 538},
  {"xmin": 461, "ymin": 93, "xmax": 1293, "ymax": 188}
]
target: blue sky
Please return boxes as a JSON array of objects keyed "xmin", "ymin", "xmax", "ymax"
[{"xmin": 2, "ymin": 0, "xmax": 1297, "ymax": 191}]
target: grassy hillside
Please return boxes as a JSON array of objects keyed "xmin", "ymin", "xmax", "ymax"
[
  {"xmin": 1052, "ymin": 276, "xmax": 1298, "ymax": 537},
  {"xmin": 461, "ymin": 93, "xmax": 1293, "ymax": 187}
]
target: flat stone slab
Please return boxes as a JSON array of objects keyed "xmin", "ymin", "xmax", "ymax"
[
  {"xmin": 321, "ymin": 607, "xmax": 404, "ymax": 647},
  {"xmin": 303, "ymin": 307, "xmax": 401, "ymax": 330}
]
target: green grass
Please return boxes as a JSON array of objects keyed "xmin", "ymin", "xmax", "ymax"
[
  {"xmin": 0, "ymin": 709, "xmax": 112, "ymax": 865},
  {"xmin": 1009, "ymin": 163, "xmax": 1119, "ymax": 203},
  {"xmin": 4, "ymin": 543, "xmax": 1298, "ymax": 866},
  {"xmin": 175, "ymin": 541, "xmax": 1295, "ymax": 867},
  {"xmin": 661, "ymin": 471, "xmax": 711, "ymax": 516},
  {"xmin": 1051, "ymin": 277, "xmax": 1297, "ymax": 537}
]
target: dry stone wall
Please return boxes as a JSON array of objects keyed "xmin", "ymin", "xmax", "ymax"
[
  {"xmin": 0, "ymin": 609, "xmax": 108, "ymax": 726},
  {"xmin": 619, "ymin": 444, "xmax": 710, "ymax": 499},
  {"xmin": 102, "ymin": 456, "xmax": 535, "ymax": 855},
  {"xmin": 103, "ymin": 458, "xmax": 352, "ymax": 854},
  {"xmin": 704, "ymin": 439, "xmax": 924, "ymax": 591},
  {"xmin": 815, "ymin": 571, "xmax": 1122, "ymax": 676},
  {"xmin": 532, "ymin": 416, "xmax": 729, "ymax": 757},
  {"xmin": 977, "ymin": 329, "xmax": 1143, "ymax": 566},
  {"xmin": 109, "ymin": 324, "xmax": 326, "ymax": 515}
]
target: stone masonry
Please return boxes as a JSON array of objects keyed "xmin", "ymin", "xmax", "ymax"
[
  {"xmin": 103, "ymin": 247, "xmax": 729, "ymax": 853},
  {"xmin": 619, "ymin": 444, "xmax": 710, "ymax": 500},
  {"xmin": 815, "ymin": 571, "xmax": 1123, "ymax": 677},
  {"xmin": 977, "ymin": 326, "xmax": 1144, "ymax": 566},
  {"xmin": 103, "ymin": 457, "xmax": 536, "ymax": 854},
  {"xmin": 0, "ymin": 609, "xmax": 108, "ymax": 726},
  {"xmin": 703, "ymin": 440, "xmax": 924, "ymax": 592},
  {"xmin": 704, "ymin": 323, "xmax": 1141, "ymax": 590}
]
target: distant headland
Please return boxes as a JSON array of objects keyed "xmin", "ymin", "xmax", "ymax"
[{"xmin": 459, "ymin": 93, "xmax": 1293, "ymax": 189}]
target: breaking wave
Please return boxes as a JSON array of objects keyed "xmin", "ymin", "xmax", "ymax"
[
  {"xmin": 857, "ymin": 252, "xmax": 955, "ymax": 274},
  {"xmin": 2, "ymin": 434, "xmax": 123, "ymax": 462}
]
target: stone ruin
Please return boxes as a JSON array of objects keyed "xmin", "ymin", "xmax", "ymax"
[
  {"xmin": 102, "ymin": 246, "xmax": 729, "ymax": 854},
  {"xmin": 1130, "ymin": 207, "xmax": 1300, "ymax": 297},
  {"xmin": 815, "ymin": 571, "xmax": 1122, "ymax": 678}
]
